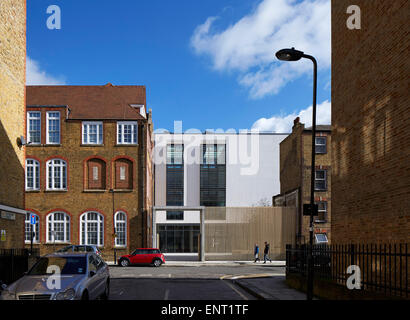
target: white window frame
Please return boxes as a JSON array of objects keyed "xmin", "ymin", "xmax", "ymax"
[
  {"xmin": 314, "ymin": 170, "xmax": 327, "ymax": 191},
  {"xmin": 46, "ymin": 111, "xmax": 60, "ymax": 145},
  {"xmin": 27, "ymin": 111, "xmax": 41, "ymax": 145},
  {"xmin": 25, "ymin": 213, "xmax": 39, "ymax": 244},
  {"xmin": 82, "ymin": 121, "xmax": 103, "ymax": 145},
  {"xmin": 114, "ymin": 211, "xmax": 127, "ymax": 247},
  {"xmin": 117, "ymin": 121, "xmax": 138, "ymax": 145},
  {"xmin": 46, "ymin": 212, "xmax": 70, "ymax": 243},
  {"xmin": 315, "ymin": 137, "xmax": 327, "ymax": 154},
  {"xmin": 80, "ymin": 212, "xmax": 104, "ymax": 247},
  {"xmin": 315, "ymin": 201, "xmax": 328, "ymax": 223},
  {"xmin": 46, "ymin": 159, "xmax": 67, "ymax": 190},
  {"xmin": 315, "ymin": 233, "xmax": 329, "ymax": 244},
  {"xmin": 25, "ymin": 159, "xmax": 40, "ymax": 191}
]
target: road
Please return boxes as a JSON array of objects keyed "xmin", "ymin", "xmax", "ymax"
[{"xmin": 108, "ymin": 264, "xmax": 287, "ymax": 300}]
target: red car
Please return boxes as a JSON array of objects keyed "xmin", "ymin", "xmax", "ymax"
[{"xmin": 118, "ymin": 248, "xmax": 165, "ymax": 267}]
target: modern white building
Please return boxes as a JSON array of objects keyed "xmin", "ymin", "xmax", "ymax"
[{"xmin": 153, "ymin": 132, "xmax": 288, "ymax": 254}]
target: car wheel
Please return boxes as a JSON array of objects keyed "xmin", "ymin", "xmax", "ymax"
[
  {"xmin": 101, "ymin": 279, "xmax": 110, "ymax": 300},
  {"xmin": 120, "ymin": 259, "xmax": 130, "ymax": 267},
  {"xmin": 152, "ymin": 259, "xmax": 162, "ymax": 267},
  {"xmin": 81, "ymin": 290, "xmax": 89, "ymax": 300}
]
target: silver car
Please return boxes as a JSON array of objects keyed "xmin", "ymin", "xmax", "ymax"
[{"xmin": 0, "ymin": 252, "xmax": 110, "ymax": 300}]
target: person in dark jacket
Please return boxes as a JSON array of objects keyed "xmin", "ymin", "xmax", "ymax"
[
  {"xmin": 254, "ymin": 244, "xmax": 260, "ymax": 262},
  {"xmin": 263, "ymin": 242, "xmax": 272, "ymax": 263}
]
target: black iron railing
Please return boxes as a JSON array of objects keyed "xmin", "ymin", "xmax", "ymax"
[
  {"xmin": 286, "ymin": 244, "xmax": 409, "ymax": 298},
  {"xmin": 0, "ymin": 248, "xmax": 40, "ymax": 285}
]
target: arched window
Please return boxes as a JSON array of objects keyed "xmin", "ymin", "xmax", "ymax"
[
  {"xmin": 47, "ymin": 212, "xmax": 70, "ymax": 243},
  {"xmin": 46, "ymin": 159, "xmax": 67, "ymax": 190},
  {"xmin": 26, "ymin": 159, "xmax": 40, "ymax": 191},
  {"xmin": 114, "ymin": 211, "xmax": 127, "ymax": 247},
  {"xmin": 86, "ymin": 158, "xmax": 106, "ymax": 190},
  {"xmin": 80, "ymin": 212, "xmax": 104, "ymax": 246},
  {"xmin": 115, "ymin": 158, "xmax": 133, "ymax": 189},
  {"xmin": 25, "ymin": 212, "xmax": 39, "ymax": 243}
]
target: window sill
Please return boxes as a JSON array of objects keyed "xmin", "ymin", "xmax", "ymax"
[
  {"xmin": 81, "ymin": 144, "xmax": 104, "ymax": 147},
  {"xmin": 115, "ymin": 144, "xmax": 139, "ymax": 147},
  {"xmin": 112, "ymin": 189, "xmax": 133, "ymax": 193},
  {"xmin": 83, "ymin": 189, "xmax": 106, "ymax": 193},
  {"xmin": 44, "ymin": 242, "xmax": 71, "ymax": 245},
  {"xmin": 314, "ymin": 220, "xmax": 328, "ymax": 224},
  {"xmin": 45, "ymin": 190, "xmax": 68, "ymax": 193},
  {"xmin": 27, "ymin": 144, "xmax": 61, "ymax": 147}
]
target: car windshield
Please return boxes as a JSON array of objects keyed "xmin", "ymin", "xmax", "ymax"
[{"xmin": 28, "ymin": 257, "xmax": 87, "ymax": 275}]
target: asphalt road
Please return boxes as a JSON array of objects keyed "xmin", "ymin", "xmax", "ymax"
[{"xmin": 108, "ymin": 265, "xmax": 286, "ymax": 300}]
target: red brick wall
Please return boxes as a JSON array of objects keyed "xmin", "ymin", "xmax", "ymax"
[{"xmin": 331, "ymin": 0, "xmax": 410, "ymax": 243}]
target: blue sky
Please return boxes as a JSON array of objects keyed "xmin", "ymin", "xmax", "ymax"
[{"xmin": 27, "ymin": 0, "xmax": 331, "ymax": 132}]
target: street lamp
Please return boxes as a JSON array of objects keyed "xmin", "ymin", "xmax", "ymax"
[{"xmin": 276, "ymin": 47, "xmax": 317, "ymax": 301}]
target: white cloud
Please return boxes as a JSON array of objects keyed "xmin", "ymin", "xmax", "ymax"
[
  {"xmin": 26, "ymin": 56, "xmax": 66, "ymax": 85},
  {"xmin": 191, "ymin": 0, "xmax": 330, "ymax": 98},
  {"xmin": 252, "ymin": 99, "xmax": 331, "ymax": 132}
]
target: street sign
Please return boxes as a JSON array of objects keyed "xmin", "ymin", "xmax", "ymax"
[
  {"xmin": 303, "ymin": 204, "xmax": 318, "ymax": 216},
  {"xmin": 30, "ymin": 214, "xmax": 36, "ymax": 225}
]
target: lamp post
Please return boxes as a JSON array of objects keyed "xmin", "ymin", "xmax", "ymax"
[
  {"xmin": 276, "ymin": 47, "xmax": 317, "ymax": 301},
  {"xmin": 109, "ymin": 189, "xmax": 117, "ymax": 265}
]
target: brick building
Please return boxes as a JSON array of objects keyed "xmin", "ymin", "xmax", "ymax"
[
  {"xmin": 273, "ymin": 118, "xmax": 331, "ymax": 244},
  {"xmin": 331, "ymin": 0, "xmax": 409, "ymax": 243},
  {"xmin": 25, "ymin": 84, "xmax": 154, "ymax": 260},
  {"xmin": 0, "ymin": 0, "xmax": 27, "ymax": 249}
]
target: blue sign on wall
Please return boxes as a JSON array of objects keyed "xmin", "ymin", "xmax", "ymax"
[{"xmin": 30, "ymin": 214, "xmax": 36, "ymax": 225}]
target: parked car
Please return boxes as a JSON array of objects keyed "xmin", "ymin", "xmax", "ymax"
[
  {"xmin": 118, "ymin": 248, "xmax": 165, "ymax": 267},
  {"xmin": 0, "ymin": 252, "xmax": 110, "ymax": 300},
  {"xmin": 57, "ymin": 245, "xmax": 102, "ymax": 257}
]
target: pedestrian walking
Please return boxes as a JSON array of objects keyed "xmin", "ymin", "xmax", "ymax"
[
  {"xmin": 263, "ymin": 242, "xmax": 272, "ymax": 263},
  {"xmin": 254, "ymin": 244, "xmax": 260, "ymax": 262}
]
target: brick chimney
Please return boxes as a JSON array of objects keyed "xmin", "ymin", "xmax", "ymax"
[{"xmin": 292, "ymin": 117, "xmax": 304, "ymax": 132}]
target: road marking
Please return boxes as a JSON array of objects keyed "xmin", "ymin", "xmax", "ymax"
[
  {"xmin": 118, "ymin": 291, "xmax": 123, "ymax": 296},
  {"xmin": 221, "ymin": 273, "xmax": 283, "ymax": 280},
  {"xmin": 222, "ymin": 280, "xmax": 249, "ymax": 301},
  {"xmin": 164, "ymin": 289, "xmax": 170, "ymax": 300}
]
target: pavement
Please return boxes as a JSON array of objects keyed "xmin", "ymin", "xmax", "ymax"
[{"xmin": 107, "ymin": 260, "xmax": 286, "ymax": 267}]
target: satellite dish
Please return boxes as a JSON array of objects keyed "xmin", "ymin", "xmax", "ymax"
[{"xmin": 20, "ymin": 136, "xmax": 27, "ymax": 145}]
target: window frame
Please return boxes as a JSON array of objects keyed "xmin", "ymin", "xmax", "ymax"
[
  {"xmin": 82, "ymin": 121, "xmax": 103, "ymax": 145},
  {"xmin": 25, "ymin": 213, "xmax": 40, "ymax": 244},
  {"xmin": 315, "ymin": 136, "xmax": 327, "ymax": 154},
  {"xmin": 46, "ymin": 159, "xmax": 67, "ymax": 191},
  {"xmin": 114, "ymin": 211, "xmax": 127, "ymax": 247},
  {"xmin": 46, "ymin": 111, "xmax": 61, "ymax": 145},
  {"xmin": 117, "ymin": 121, "xmax": 138, "ymax": 145},
  {"xmin": 27, "ymin": 111, "xmax": 41, "ymax": 145},
  {"xmin": 25, "ymin": 159, "xmax": 40, "ymax": 191},
  {"xmin": 315, "ymin": 201, "xmax": 328, "ymax": 223},
  {"xmin": 80, "ymin": 211, "xmax": 104, "ymax": 247},
  {"xmin": 314, "ymin": 169, "xmax": 327, "ymax": 191},
  {"xmin": 46, "ymin": 212, "xmax": 71, "ymax": 243}
]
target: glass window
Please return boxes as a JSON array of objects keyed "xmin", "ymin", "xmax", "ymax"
[
  {"xmin": 25, "ymin": 213, "xmax": 39, "ymax": 243},
  {"xmin": 114, "ymin": 211, "xmax": 127, "ymax": 247},
  {"xmin": 29, "ymin": 257, "xmax": 86, "ymax": 275},
  {"xmin": 46, "ymin": 159, "xmax": 67, "ymax": 190},
  {"xmin": 26, "ymin": 159, "xmax": 40, "ymax": 191},
  {"xmin": 315, "ymin": 137, "xmax": 327, "ymax": 154},
  {"xmin": 166, "ymin": 211, "xmax": 184, "ymax": 220},
  {"xmin": 80, "ymin": 212, "xmax": 104, "ymax": 246},
  {"xmin": 47, "ymin": 212, "xmax": 70, "ymax": 243},
  {"xmin": 166, "ymin": 144, "xmax": 184, "ymax": 206},
  {"xmin": 315, "ymin": 233, "xmax": 328, "ymax": 244},
  {"xmin": 82, "ymin": 122, "xmax": 103, "ymax": 145},
  {"xmin": 27, "ymin": 112, "xmax": 41, "ymax": 144},
  {"xmin": 117, "ymin": 121, "xmax": 138, "ymax": 144},
  {"xmin": 315, "ymin": 202, "xmax": 328, "ymax": 222},
  {"xmin": 200, "ymin": 145, "xmax": 226, "ymax": 206},
  {"xmin": 46, "ymin": 111, "xmax": 60, "ymax": 144},
  {"xmin": 314, "ymin": 170, "xmax": 327, "ymax": 191},
  {"xmin": 157, "ymin": 224, "xmax": 200, "ymax": 253}
]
